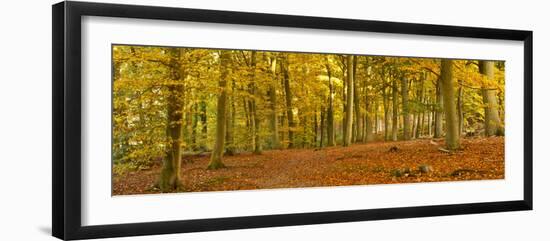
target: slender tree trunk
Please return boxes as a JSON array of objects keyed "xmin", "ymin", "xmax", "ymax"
[
  {"xmin": 313, "ymin": 111, "xmax": 318, "ymax": 146},
  {"xmin": 343, "ymin": 55, "xmax": 354, "ymax": 147},
  {"xmin": 184, "ymin": 110, "xmax": 193, "ymax": 151},
  {"xmin": 479, "ymin": 60, "xmax": 503, "ymax": 136},
  {"xmin": 391, "ymin": 77, "xmax": 398, "ymax": 141},
  {"xmin": 353, "ymin": 89, "xmax": 361, "ymax": 142},
  {"xmin": 401, "ymin": 77, "xmax": 411, "ymax": 140},
  {"xmin": 434, "ymin": 77, "xmax": 444, "ymax": 138},
  {"xmin": 365, "ymin": 109, "xmax": 374, "ymax": 142},
  {"xmin": 343, "ymin": 71, "xmax": 348, "ymax": 144},
  {"xmin": 457, "ymin": 78, "xmax": 464, "ymax": 135},
  {"xmin": 268, "ymin": 57, "xmax": 280, "ymax": 149},
  {"xmin": 426, "ymin": 97, "xmax": 433, "ymax": 136},
  {"xmin": 415, "ymin": 79, "xmax": 423, "ymax": 138},
  {"xmin": 191, "ymin": 104, "xmax": 198, "ymax": 149},
  {"xmin": 302, "ymin": 115, "xmax": 308, "ymax": 148},
  {"xmin": 414, "ymin": 111, "xmax": 420, "ymax": 138},
  {"xmin": 326, "ymin": 62, "xmax": 336, "ymax": 146},
  {"xmin": 243, "ymin": 97, "xmax": 250, "ymax": 129},
  {"xmin": 431, "ymin": 106, "xmax": 435, "ymax": 136},
  {"xmin": 281, "ymin": 108, "xmax": 286, "ymax": 144},
  {"xmin": 440, "ymin": 59, "xmax": 460, "ymax": 150},
  {"xmin": 412, "ymin": 90, "xmax": 418, "ymax": 139},
  {"xmin": 420, "ymin": 95, "xmax": 426, "ymax": 136},
  {"xmin": 225, "ymin": 79, "xmax": 235, "ymax": 156},
  {"xmin": 352, "ymin": 56, "xmax": 361, "ymax": 143},
  {"xmin": 419, "ymin": 78, "xmax": 426, "ymax": 137},
  {"xmin": 248, "ymin": 52, "xmax": 262, "ymax": 154},
  {"xmin": 383, "ymin": 85, "xmax": 389, "ymax": 141},
  {"xmin": 282, "ymin": 57, "xmax": 294, "ymax": 148},
  {"xmin": 208, "ymin": 51, "xmax": 231, "ymax": 169},
  {"xmin": 364, "ymin": 67, "xmax": 373, "ymax": 142},
  {"xmin": 320, "ymin": 108, "xmax": 325, "ymax": 147},
  {"xmin": 248, "ymin": 99, "xmax": 256, "ymax": 149},
  {"xmin": 374, "ymin": 98, "xmax": 379, "ymax": 135},
  {"xmin": 199, "ymin": 101, "xmax": 207, "ymax": 150}
]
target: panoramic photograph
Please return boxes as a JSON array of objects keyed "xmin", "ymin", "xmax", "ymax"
[{"xmin": 112, "ymin": 45, "xmax": 505, "ymax": 195}]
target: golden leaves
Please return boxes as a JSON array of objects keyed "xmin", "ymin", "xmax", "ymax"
[{"xmin": 113, "ymin": 137, "xmax": 505, "ymax": 195}]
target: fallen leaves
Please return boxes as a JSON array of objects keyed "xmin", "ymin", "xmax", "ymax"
[{"xmin": 112, "ymin": 137, "xmax": 505, "ymax": 195}]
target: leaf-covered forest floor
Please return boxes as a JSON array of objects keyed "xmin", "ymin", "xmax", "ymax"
[{"xmin": 112, "ymin": 137, "xmax": 504, "ymax": 195}]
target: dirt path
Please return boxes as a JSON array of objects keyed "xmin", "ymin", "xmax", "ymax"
[{"xmin": 113, "ymin": 137, "xmax": 504, "ymax": 195}]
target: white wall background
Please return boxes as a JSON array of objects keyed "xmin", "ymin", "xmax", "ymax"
[{"xmin": 0, "ymin": 0, "xmax": 547, "ymax": 240}]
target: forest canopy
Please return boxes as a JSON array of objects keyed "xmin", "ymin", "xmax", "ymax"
[{"xmin": 112, "ymin": 45, "xmax": 505, "ymax": 194}]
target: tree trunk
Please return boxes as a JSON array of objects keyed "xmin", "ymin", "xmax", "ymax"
[
  {"xmin": 383, "ymin": 85, "xmax": 389, "ymax": 141},
  {"xmin": 191, "ymin": 104, "xmax": 198, "ymax": 149},
  {"xmin": 208, "ymin": 50, "xmax": 231, "ymax": 169},
  {"xmin": 184, "ymin": 109, "xmax": 193, "ymax": 151},
  {"xmin": 313, "ymin": 111, "xmax": 318, "ymax": 146},
  {"xmin": 199, "ymin": 101, "xmax": 207, "ymax": 150},
  {"xmin": 391, "ymin": 77, "xmax": 398, "ymax": 141},
  {"xmin": 374, "ymin": 98, "xmax": 379, "ymax": 135},
  {"xmin": 365, "ymin": 111, "xmax": 374, "ymax": 142},
  {"xmin": 434, "ymin": 77, "xmax": 444, "ymax": 138},
  {"xmin": 412, "ymin": 90, "xmax": 418, "ymax": 139},
  {"xmin": 159, "ymin": 48, "xmax": 184, "ymax": 192},
  {"xmin": 280, "ymin": 107, "xmax": 286, "ymax": 144},
  {"xmin": 268, "ymin": 57, "xmax": 280, "ymax": 149},
  {"xmin": 282, "ymin": 57, "xmax": 294, "ymax": 148},
  {"xmin": 457, "ymin": 78, "xmax": 464, "ymax": 135},
  {"xmin": 249, "ymin": 52, "xmax": 262, "ymax": 154},
  {"xmin": 353, "ymin": 56, "xmax": 361, "ymax": 143},
  {"xmin": 301, "ymin": 115, "xmax": 308, "ymax": 148},
  {"xmin": 420, "ymin": 95, "xmax": 426, "ymax": 136},
  {"xmin": 343, "ymin": 69, "xmax": 348, "ymax": 144},
  {"xmin": 364, "ymin": 66, "xmax": 373, "ymax": 142},
  {"xmin": 427, "ymin": 97, "xmax": 432, "ymax": 137},
  {"xmin": 415, "ymin": 79, "xmax": 424, "ymax": 138},
  {"xmin": 479, "ymin": 60, "xmax": 503, "ymax": 136},
  {"xmin": 440, "ymin": 59, "xmax": 460, "ymax": 150},
  {"xmin": 419, "ymin": 78, "xmax": 426, "ymax": 137},
  {"xmin": 343, "ymin": 55, "xmax": 354, "ymax": 147},
  {"xmin": 320, "ymin": 108, "xmax": 325, "ymax": 147},
  {"xmin": 401, "ymin": 77, "xmax": 411, "ymax": 140},
  {"xmin": 225, "ymin": 79, "xmax": 235, "ymax": 155},
  {"xmin": 243, "ymin": 97, "xmax": 250, "ymax": 129},
  {"xmin": 326, "ymin": 62, "xmax": 336, "ymax": 146}
]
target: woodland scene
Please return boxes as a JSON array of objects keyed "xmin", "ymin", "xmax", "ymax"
[{"xmin": 112, "ymin": 45, "xmax": 505, "ymax": 195}]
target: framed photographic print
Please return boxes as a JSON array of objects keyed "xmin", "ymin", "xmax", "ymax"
[{"xmin": 52, "ymin": 1, "xmax": 533, "ymax": 240}]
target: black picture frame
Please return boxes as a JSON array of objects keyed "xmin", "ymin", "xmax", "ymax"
[{"xmin": 52, "ymin": 1, "xmax": 533, "ymax": 240}]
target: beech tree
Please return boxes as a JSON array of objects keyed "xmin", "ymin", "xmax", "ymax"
[
  {"xmin": 479, "ymin": 60, "xmax": 503, "ymax": 136},
  {"xmin": 343, "ymin": 55, "xmax": 354, "ymax": 146},
  {"xmin": 391, "ymin": 75, "xmax": 398, "ymax": 141},
  {"xmin": 208, "ymin": 50, "xmax": 231, "ymax": 169},
  {"xmin": 440, "ymin": 59, "xmax": 460, "ymax": 150},
  {"xmin": 325, "ymin": 58, "xmax": 336, "ymax": 146},
  {"xmin": 401, "ymin": 76, "xmax": 411, "ymax": 140},
  {"xmin": 158, "ymin": 48, "xmax": 185, "ymax": 191},
  {"xmin": 268, "ymin": 55, "xmax": 280, "ymax": 149},
  {"xmin": 112, "ymin": 45, "xmax": 505, "ymax": 192},
  {"xmin": 282, "ymin": 56, "xmax": 295, "ymax": 148}
]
